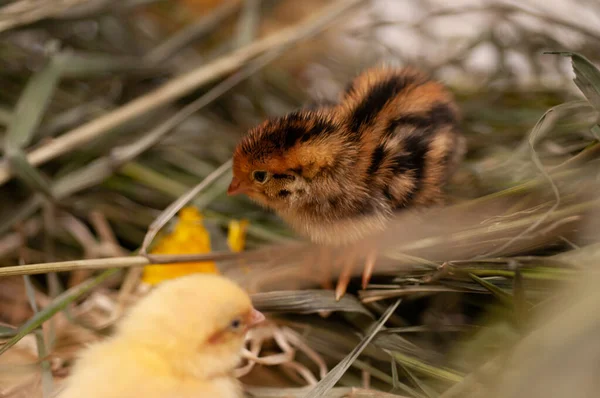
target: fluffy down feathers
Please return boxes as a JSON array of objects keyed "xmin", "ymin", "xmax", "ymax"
[{"xmin": 53, "ymin": 274, "xmax": 264, "ymax": 398}]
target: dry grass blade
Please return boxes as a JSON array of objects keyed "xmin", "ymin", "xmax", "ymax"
[
  {"xmin": 0, "ymin": 0, "xmax": 363, "ymax": 187},
  {"xmin": 0, "ymin": 257, "xmax": 147, "ymax": 277},
  {"xmin": 0, "ymin": 247, "xmax": 288, "ymax": 276},
  {"xmin": 235, "ymin": 0, "xmax": 262, "ymax": 48},
  {"xmin": 359, "ymin": 286, "xmax": 480, "ymax": 304},
  {"xmin": 301, "ymin": 299, "xmax": 401, "ymax": 398},
  {"xmin": 251, "ymin": 290, "xmax": 371, "ymax": 315}
]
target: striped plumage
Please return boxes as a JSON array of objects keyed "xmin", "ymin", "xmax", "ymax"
[{"xmin": 228, "ymin": 65, "xmax": 466, "ymax": 246}]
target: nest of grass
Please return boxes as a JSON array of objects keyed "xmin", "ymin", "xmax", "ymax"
[{"xmin": 1, "ymin": 0, "xmax": 600, "ymax": 397}]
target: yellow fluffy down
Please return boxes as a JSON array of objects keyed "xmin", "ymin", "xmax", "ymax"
[{"xmin": 53, "ymin": 274, "xmax": 262, "ymax": 398}]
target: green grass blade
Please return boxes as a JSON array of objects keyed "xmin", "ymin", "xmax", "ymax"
[
  {"xmin": 400, "ymin": 364, "xmax": 438, "ymax": 398},
  {"xmin": 3, "ymin": 55, "xmax": 64, "ymax": 197},
  {"xmin": 469, "ymin": 273, "xmax": 513, "ymax": 307},
  {"xmin": 390, "ymin": 359, "xmax": 428, "ymax": 398},
  {"xmin": 60, "ymin": 53, "xmax": 144, "ymax": 78},
  {"xmin": 0, "ymin": 325, "xmax": 17, "ymax": 338},
  {"xmin": 546, "ymin": 52, "xmax": 600, "ymax": 111},
  {"xmin": 5, "ymin": 152, "xmax": 54, "ymax": 198},
  {"xmin": 389, "ymin": 351, "xmax": 464, "ymax": 383},
  {"xmin": 23, "ymin": 275, "xmax": 54, "ymax": 396},
  {"xmin": 6, "ymin": 58, "xmax": 62, "ymax": 149}
]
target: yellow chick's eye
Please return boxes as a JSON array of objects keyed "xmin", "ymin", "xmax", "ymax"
[
  {"xmin": 229, "ymin": 318, "xmax": 243, "ymax": 331},
  {"xmin": 252, "ymin": 170, "xmax": 269, "ymax": 184}
]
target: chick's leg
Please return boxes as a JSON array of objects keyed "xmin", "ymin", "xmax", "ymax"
[
  {"xmin": 334, "ymin": 253, "xmax": 355, "ymax": 301},
  {"xmin": 361, "ymin": 250, "xmax": 378, "ymax": 290},
  {"xmin": 335, "ymin": 249, "xmax": 378, "ymax": 301}
]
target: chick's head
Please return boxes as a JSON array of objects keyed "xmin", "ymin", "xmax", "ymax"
[
  {"xmin": 117, "ymin": 274, "xmax": 264, "ymax": 379},
  {"xmin": 229, "ymin": 109, "xmax": 344, "ymax": 211}
]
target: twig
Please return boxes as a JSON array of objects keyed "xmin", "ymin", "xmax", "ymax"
[
  {"xmin": 0, "ymin": 0, "xmax": 362, "ymax": 187},
  {"xmin": 0, "ymin": 249, "xmax": 266, "ymax": 276},
  {"xmin": 0, "ymin": 256, "xmax": 148, "ymax": 277}
]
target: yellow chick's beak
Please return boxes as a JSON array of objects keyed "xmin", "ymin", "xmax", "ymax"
[{"xmin": 248, "ymin": 308, "xmax": 265, "ymax": 329}]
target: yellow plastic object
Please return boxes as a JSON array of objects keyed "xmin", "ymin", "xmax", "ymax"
[
  {"xmin": 142, "ymin": 207, "xmax": 218, "ymax": 285},
  {"xmin": 227, "ymin": 219, "xmax": 249, "ymax": 253}
]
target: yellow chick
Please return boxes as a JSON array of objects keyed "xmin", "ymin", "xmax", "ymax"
[{"xmin": 54, "ymin": 274, "xmax": 265, "ymax": 398}]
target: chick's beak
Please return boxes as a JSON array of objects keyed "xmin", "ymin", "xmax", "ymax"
[
  {"xmin": 248, "ymin": 308, "xmax": 265, "ymax": 328},
  {"xmin": 227, "ymin": 176, "xmax": 248, "ymax": 196}
]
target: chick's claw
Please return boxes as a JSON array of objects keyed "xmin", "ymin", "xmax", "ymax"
[
  {"xmin": 361, "ymin": 250, "xmax": 378, "ymax": 290},
  {"xmin": 333, "ymin": 249, "xmax": 378, "ymax": 301},
  {"xmin": 334, "ymin": 255, "xmax": 355, "ymax": 301}
]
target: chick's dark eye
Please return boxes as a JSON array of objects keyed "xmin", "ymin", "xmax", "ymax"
[
  {"xmin": 252, "ymin": 170, "xmax": 268, "ymax": 183},
  {"xmin": 229, "ymin": 318, "xmax": 242, "ymax": 330}
]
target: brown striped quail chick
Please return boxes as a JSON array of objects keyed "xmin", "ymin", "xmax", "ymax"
[{"xmin": 228, "ymin": 65, "xmax": 466, "ymax": 299}]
